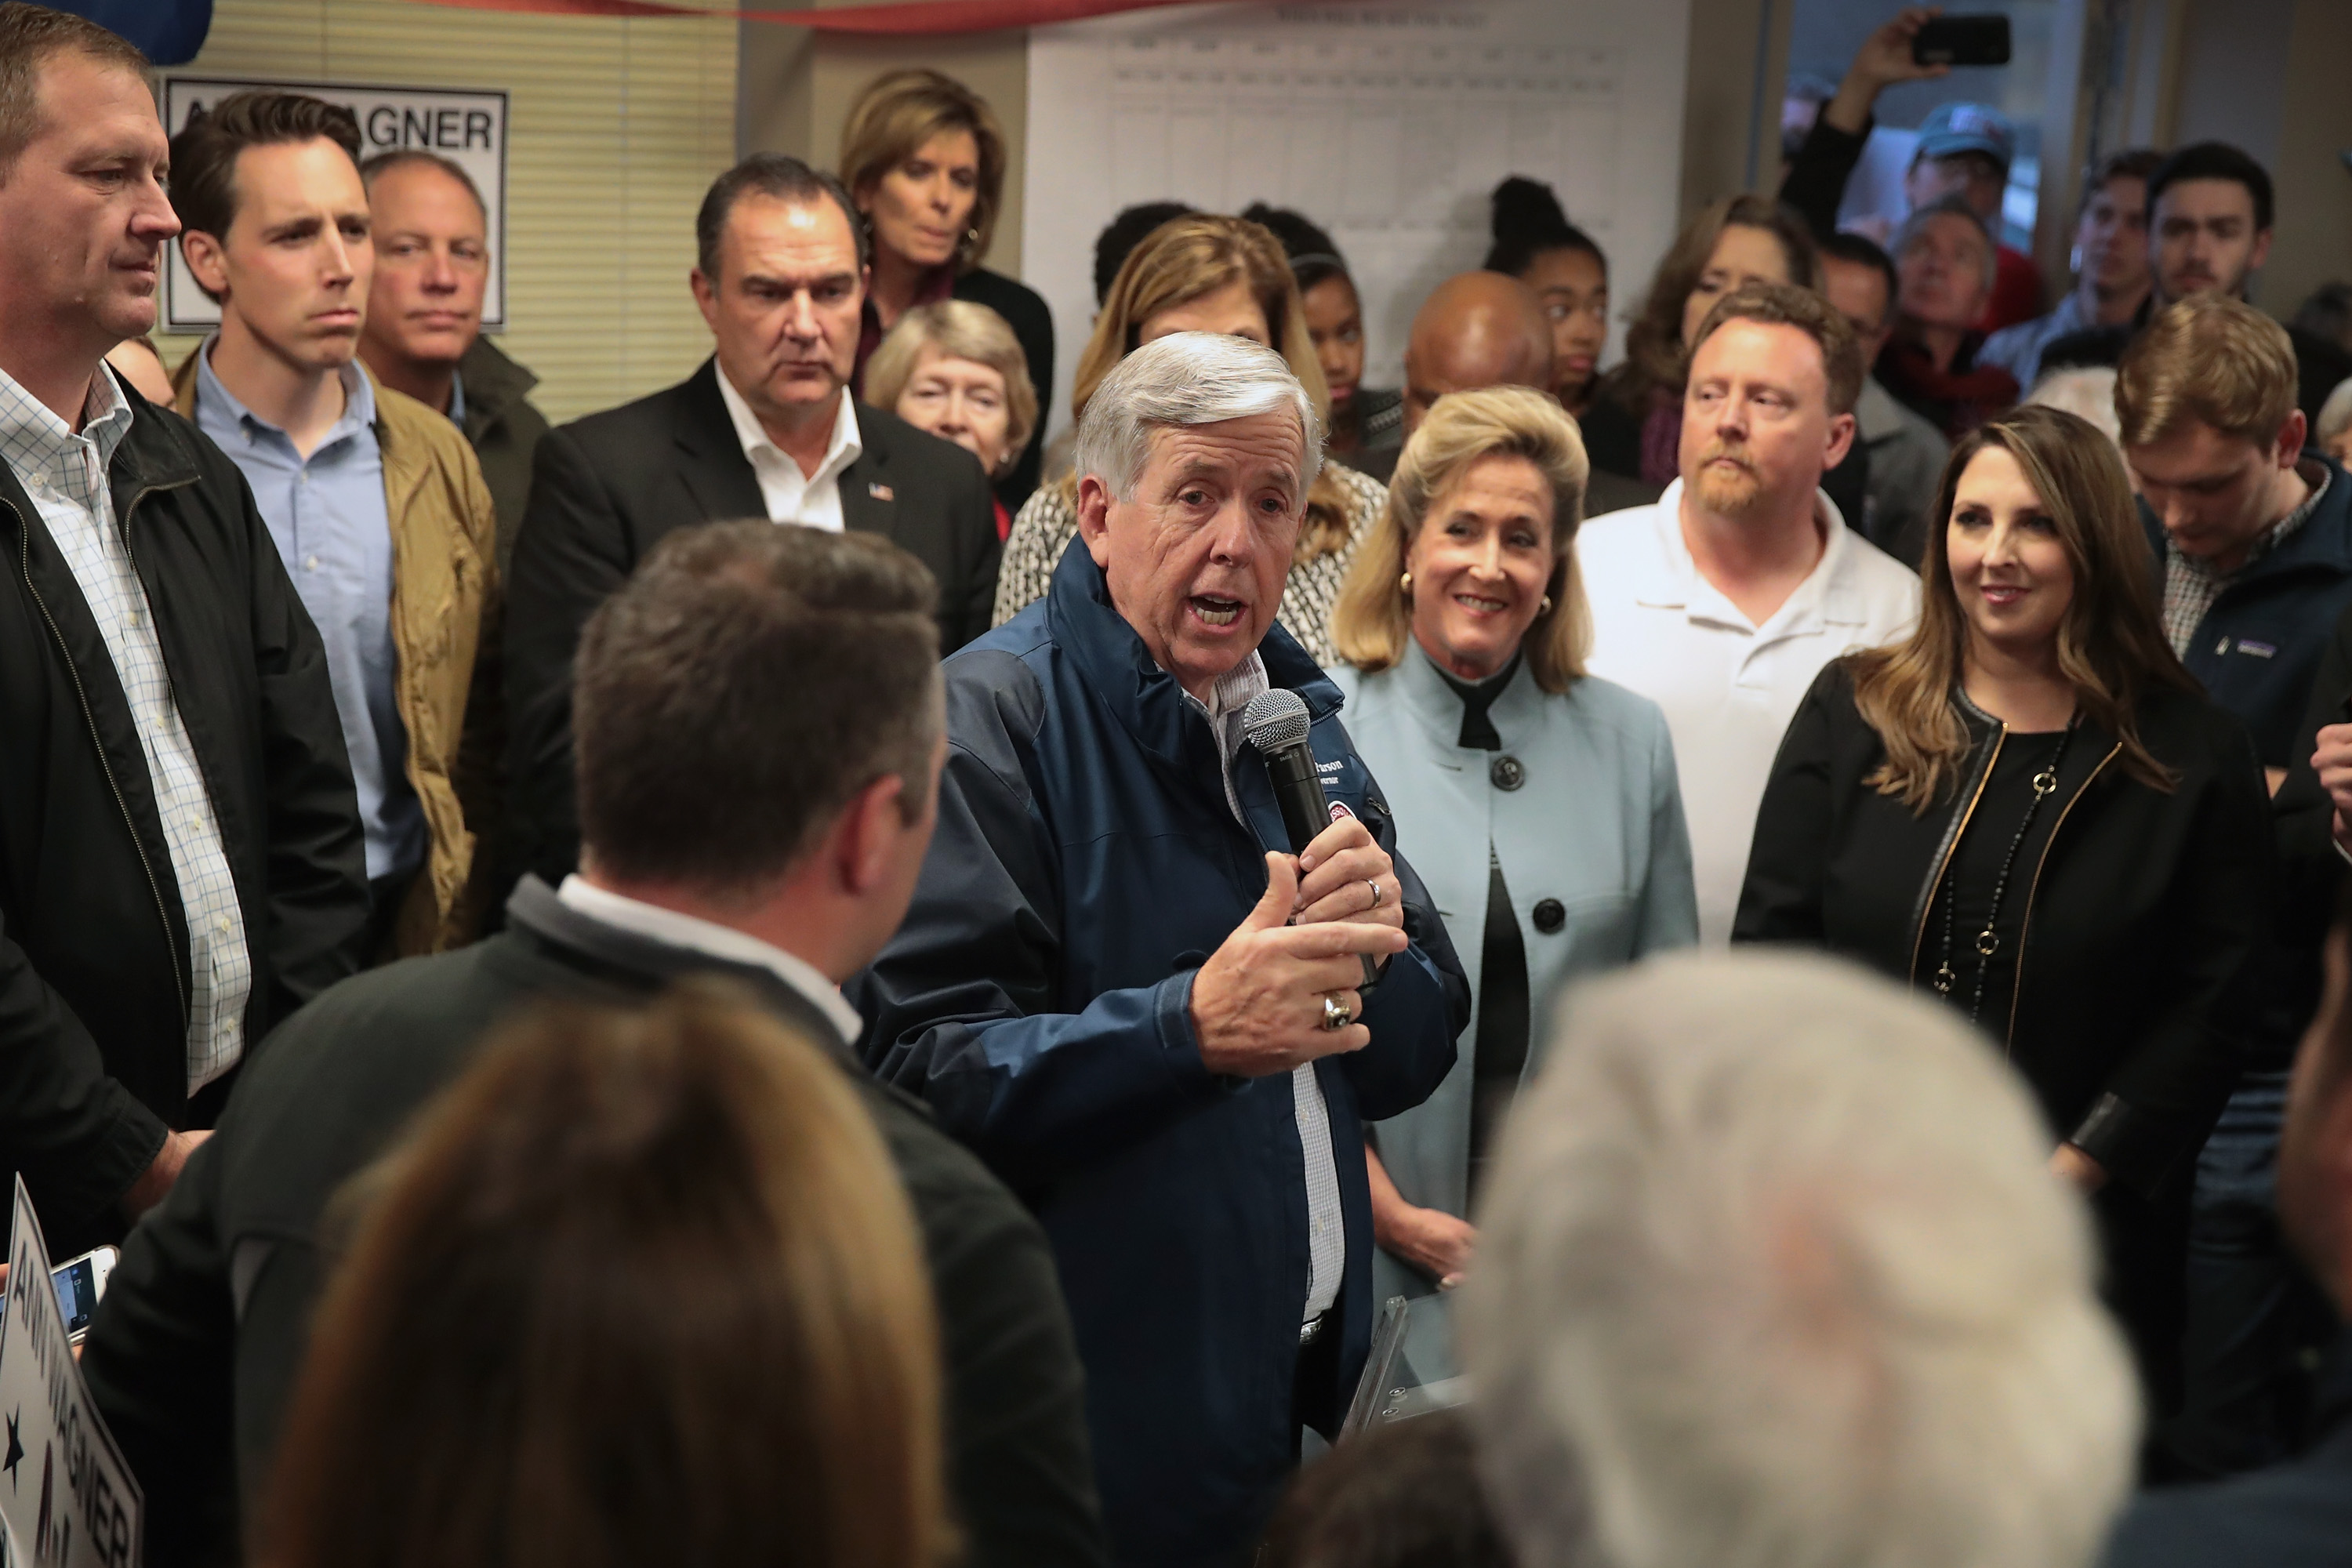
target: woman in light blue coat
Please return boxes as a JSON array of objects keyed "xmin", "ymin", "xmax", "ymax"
[{"xmin": 1330, "ymin": 386, "xmax": 1697, "ymax": 1301}]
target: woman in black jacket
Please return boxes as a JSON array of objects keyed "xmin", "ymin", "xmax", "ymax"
[{"xmin": 1735, "ymin": 405, "xmax": 2274, "ymax": 1417}]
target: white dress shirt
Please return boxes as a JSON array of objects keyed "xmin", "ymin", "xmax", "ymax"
[
  {"xmin": 715, "ymin": 368, "xmax": 862, "ymax": 532},
  {"xmin": 554, "ymin": 875, "xmax": 865, "ymax": 1044},
  {"xmin": 0, "ymin": 364, "xmax": 252, "ymax": 1092},
  {"xmin": 1577, "ymin": 481, "xmax": 1922, "ymax": 946},
  {"xmin": 1183, "ymin": 652, "xmax": 1345, "ymax": 1323}
]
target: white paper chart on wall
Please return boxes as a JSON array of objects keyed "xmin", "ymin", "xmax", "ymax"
[{"xmin": 1024, "ymin": 0, "xmax": 1694, "ymax": 442}]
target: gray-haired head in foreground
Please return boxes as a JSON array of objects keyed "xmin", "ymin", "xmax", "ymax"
[
  {"xmin": 1459, "ymin": 950, "xmax": 2138, "ymax": 1568},
  {"xmin": 1073, "ymin": 331, "xmax": 1324, "ymax": 504}
]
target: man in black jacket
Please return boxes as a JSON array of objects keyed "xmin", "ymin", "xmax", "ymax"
[
  {"xmin": 2100, "ymin": 876, "xmax": 2352, "ymax": 1567},
  {"xmin": 82, "ymin": 522, "xmax": 1105, "ymax": 1568},
  {"xmin": 0, "ymin": 4, "xmax": 367, "ymax": 1254},
  {"xmin": 505, "ymin": 154, "xmax": 1002, "ymax": 889}
]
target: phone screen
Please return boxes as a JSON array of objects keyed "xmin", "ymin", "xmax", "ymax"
[{"xmin": 51, "ymin": 1257, "xmax": 101, "ymax": 1338}]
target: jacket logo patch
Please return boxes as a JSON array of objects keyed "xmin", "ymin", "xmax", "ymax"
[
  {"xmin": 868, "ymin": 481, "xmax": 895, "ymax": 501},
  {"xmin": 2233, "ymin": 639, "xmax": 2276, "ymax": 658},
  {"xmin": 1328, "ymin": 801, "xmax": 1355, "ymax": 822}
]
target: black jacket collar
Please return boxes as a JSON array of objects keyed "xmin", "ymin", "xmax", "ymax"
[{"xmin": 501, "ymin": 875, "xmax": 849, "ymax": 1054}]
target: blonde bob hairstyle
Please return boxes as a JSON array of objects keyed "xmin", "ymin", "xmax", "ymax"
[
  {"xmin": 839, "ymin": 68, "xmax": 1007, "ymax": 273},
  {"xmin": 861, "ymin": 299, "xmax": 1039, "ymax": 479},
  {"xmin": 1848, "ymin": 404, "xmax": 2196, "ymax": 811},
  {"xmin": 1065, "ymin": 213, "xmax": 1353, "ymax": 560},
  {"xmin": 1330, "ymin": 386, "xmax": 1592, "ymax": 694}
]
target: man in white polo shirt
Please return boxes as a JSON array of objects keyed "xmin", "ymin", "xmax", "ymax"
[{"xmin": 1578, "ymin": 281, "xmax": 1920, "ymax": 943}]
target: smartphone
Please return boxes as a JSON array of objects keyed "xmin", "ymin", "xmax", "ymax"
[
  {"xmin": 1913, "ymin": 15, "xmax": 2013, "ymax": 67},
  {"xmin": 52, "ymin": 1246, "xmax": 118, "ymax": 1345}
]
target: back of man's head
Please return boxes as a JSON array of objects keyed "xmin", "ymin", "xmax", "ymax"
[
  {"xmin": 2148, "ymin": 141, "xmax": 2274, "ymax": 233},
  {"xmin": 1461, "ymin": 951, "xmax": 2137, "ymax": 1568},
  {"xmin": 0, "ymin": 2, "xmax": 148, "ymax": 180},
  {"xmin": 574, "ymin": 522, "xmax": 941, "ymax": 899},
  {"xmin": 2115, "ymin": 293, "xmax": 2297, "ymax": 452},
  {"xmin": 1403, "ymin": 271, "xmax": 1555, "ymax": 430}
]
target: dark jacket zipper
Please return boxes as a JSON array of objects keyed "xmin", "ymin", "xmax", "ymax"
[
  {"xmin": 2003, "ymin": 743, "xmax": 2122, "ymax": 1048},
  {"xmin": 1906, "ymin": 726, "xmax": 2005, "ymax": 985},
  {"xmin": 7, "ymin": 486, "xmax": 193, "ymax": 1031}
]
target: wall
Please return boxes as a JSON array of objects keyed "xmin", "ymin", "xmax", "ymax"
[
  {"xmin": 152, "ymin": 0, "xmax": 738, "ymax": 423},
  {"xmin": 738, "ymin": 15, "xmax": 1029, "ymax": 276},
  {"xmin": 1679, "ymin": 0, "xmax": 1793, "ymax": 213}
]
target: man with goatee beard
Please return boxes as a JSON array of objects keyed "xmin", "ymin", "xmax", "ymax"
[{"xmin": 1575, "ymin": 280, "xmax": 1920, "ymax": 943}]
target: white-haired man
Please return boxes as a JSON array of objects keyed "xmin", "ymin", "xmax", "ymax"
[
  {"xmin": 853, "ymin": 332, "xmax": 1468, "ymax": 1568},
  {"xmin": 1461, "ymin": 950, "xmax": 2140, "ymax": 1568}
]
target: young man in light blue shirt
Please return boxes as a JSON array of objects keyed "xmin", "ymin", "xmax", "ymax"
[{"xmin": 171, "ymin": 90, "xmax": 503, "ymax": 957}]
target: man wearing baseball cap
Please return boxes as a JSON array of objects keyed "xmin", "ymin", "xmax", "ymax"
[{"xmin": 1778, "ymin": 7, "xmax": 2044, "ymax": 332}]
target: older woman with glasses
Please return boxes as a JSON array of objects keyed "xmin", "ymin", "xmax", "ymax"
[{"xmin": 1330, "ymin": 386, "xmax": 1698, "ymax": 1297}]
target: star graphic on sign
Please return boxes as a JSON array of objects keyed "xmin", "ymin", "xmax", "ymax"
[{"xmin": 4, "ymin": 1408, "xmax": 21, "ymax": 1489}]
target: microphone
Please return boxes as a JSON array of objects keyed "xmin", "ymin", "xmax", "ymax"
[
  {"xmin": 1243, "ymin": 688, "xmax": 1328, "ymax": 854},
  {"xmin": 1245, "ymin": 688, "xmax": 1382, "ymax": 993}
]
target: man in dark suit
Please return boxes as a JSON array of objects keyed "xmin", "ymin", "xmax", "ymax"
[
  {"xmin": 504, "ymin": 154, "xmax": 1000, "ymax": 887},
  {"xmin": 83, "ymin": 522, "xmax": 1105, "ymax": 1568},
  {"xmin": 2100, "ymin": 871, "xmax": 2352, "ymax": 1567}
]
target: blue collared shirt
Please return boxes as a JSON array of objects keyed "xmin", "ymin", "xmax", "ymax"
[
  {"xmin": 194, "ymin": 344, "xmax": 423, "ymax": 882},
  {"xmin": 445, "ymin": 367, "xmax": 465, "ymax": 426}
]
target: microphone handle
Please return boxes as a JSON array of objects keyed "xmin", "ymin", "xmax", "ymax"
[{"xmin": 1265, "ymin": 741, "xmax": 1330, "ymax": 854}]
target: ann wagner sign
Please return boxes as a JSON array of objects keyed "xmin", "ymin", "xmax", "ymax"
[{"xmin": 159, "ymin": 77, "xmax": 510, "ymax": 332}]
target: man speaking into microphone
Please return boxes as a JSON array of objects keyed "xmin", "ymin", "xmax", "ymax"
[{"xmin": 853, "ymin": 332, "xmax": 1466, "ymax": 1568}]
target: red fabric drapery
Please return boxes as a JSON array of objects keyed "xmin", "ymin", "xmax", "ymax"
[{"xmin": 407, "ymin": 0, "xmax": 1232, "ymax": 34}]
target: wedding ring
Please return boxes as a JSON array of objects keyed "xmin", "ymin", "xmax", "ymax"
[
  {"xmin": 1322, "ymin": 996, "xmax": 1354, "ymax": 1031},
  {"xmin": 1366, "ymin": 879, "xmax": 1382, "ymax": 909}
]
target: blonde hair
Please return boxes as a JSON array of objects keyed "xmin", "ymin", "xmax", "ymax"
[
  {"xmin": 862, "ymin": 299, "xmax": 1039, "ymax": 477},
  {"xmin": 1062, "ymin": 214, "xmax": 1359, "ymax": 562},
  {"xmin": 839, "ymin": 68, "xmax": 1007, "ymax": 273},
  {"xmin": 1330, "ymin": 387, "xmax": 1592, "ymax": 693},
  {"xmin": 1849, "ymin": 405, "xmax": 2195, "ymax": 811},
  {"xmin": 2116, "ymin": 293, "xmax": 2300, "ymax": 449},
  {"xmin": 260, "ymin": 984, "xmax": 947, "ymax": 1568}
]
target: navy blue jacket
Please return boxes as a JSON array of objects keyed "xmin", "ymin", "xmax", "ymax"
[
  {"xmin": 851, "ymin": 544, "xmax": 1467, "ymax": 1567},
  {"xmin": 2144, "ymin": 455, "xmax": 2352, "ymax": 769},
  {"xmin": 2102, "ymin": 1327, "xmax": 2352, "ymax": 1566}
]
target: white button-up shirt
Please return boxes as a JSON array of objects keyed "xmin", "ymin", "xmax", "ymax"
[
  {"xmin": 715, "ymin": 368, "xmax": 862, "ymax": 532},
  {"xmin": 553, "ymin": 875, "xmax": 866, "ymax": 1044},
  {"xmin": 1183, "ymin": 651, "xmax": 1345, "ymax": 1323},
  {"xmin": 1577, "ymin": 481, "xmax": 1922, "ymax": 946},
  {"xmin": 0, "ymin": 364, "xmax": 252, "ymax": 1092}
]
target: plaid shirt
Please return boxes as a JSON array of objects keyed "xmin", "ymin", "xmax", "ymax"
[
  {"xmin": 0, "ymin": 365, "xmax": 252, "ymax": 1094},
  {"xmin": 2163, "ymin": 466, "xmax": 2332, "ymax": 659}
]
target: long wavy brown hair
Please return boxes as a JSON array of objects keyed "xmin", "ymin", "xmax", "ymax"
[
  {"xmin": 1064, "ymin": 213, "xmax": 1355, "ymax": 561},
  {"xmin": 1594, "ymin": 194, "xmax": 1819, "ymax": 417},
  {"xmin": 1849, "ymin": 405, "xmax": 2196, "ymax": 811},
  {"xmin": 259, "ymin": 984, "xmax": 948, "ymax": 1568}
]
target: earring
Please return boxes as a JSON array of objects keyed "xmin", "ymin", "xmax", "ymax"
[
  {"xmin": 1399, "ymin": 571, "xmax": 1413, "ymax": 597},
  {"xmin": 1539, "ymin": 595, "xmax": 1553, "ymax": 615}
]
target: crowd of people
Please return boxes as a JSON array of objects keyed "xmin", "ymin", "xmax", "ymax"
[{"xmin": 7, "ymin": 0, "xmax": 2352, "ymax": 1564}]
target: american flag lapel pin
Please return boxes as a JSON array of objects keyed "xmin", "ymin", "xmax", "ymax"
[{"xmin": 868, "ymin": 481, "xmax": 895, "ymax": 502}]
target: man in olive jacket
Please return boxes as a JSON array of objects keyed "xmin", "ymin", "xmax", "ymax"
[
  {"xmin": 0, "ymin": 5, "xmax": 368, "ymax": 1255},
  {"xmin": 83, "ymin": 523, "xmax": 1106, "ymax": 1568}
]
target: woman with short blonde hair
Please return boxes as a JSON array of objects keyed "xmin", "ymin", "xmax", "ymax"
[
  {"xmin": 1737, "ymin": 405, "xmax": 2274, "ymax": 1415},
  {"xmin": 839, "ymin": 67, "xmax": 1054, "ymax": 508},
  {"xmin": 258, "ymin": 986, "xmax": 949, "ymax": 1568},
  {"xmin": 1330, "ymin": 387, "xmax": 1698, "ymax": 1299},
  {"xmin": 864, "ymin": 299, "xmax": 1039, "ymax": 540},
  {"xmin": 991, "ymin": 213, "xmax": 1385, "ymax": 667}
]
